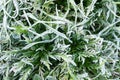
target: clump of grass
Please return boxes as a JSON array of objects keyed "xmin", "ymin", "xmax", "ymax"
[{"xmin": 0, "ymin": 0, "xmax": 120, "ymax": 80}]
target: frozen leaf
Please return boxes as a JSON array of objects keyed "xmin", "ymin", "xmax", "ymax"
[{"xmin": 33, "ymin": 74, "xmax": 41, "ymax": 80}]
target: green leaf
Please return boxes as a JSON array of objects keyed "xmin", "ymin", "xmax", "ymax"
[
  {"xmin": 19, "ymin": 68, "xmax": 31, "ymax": 80},
  {"xmin": 22, "ymin": 39, "xmax": 55, "ymax": 50}
]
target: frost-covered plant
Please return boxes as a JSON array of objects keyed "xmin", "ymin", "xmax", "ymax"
[{"xmin": 0, "ymin": 0, "xmax": 120, "ymax": 80}]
